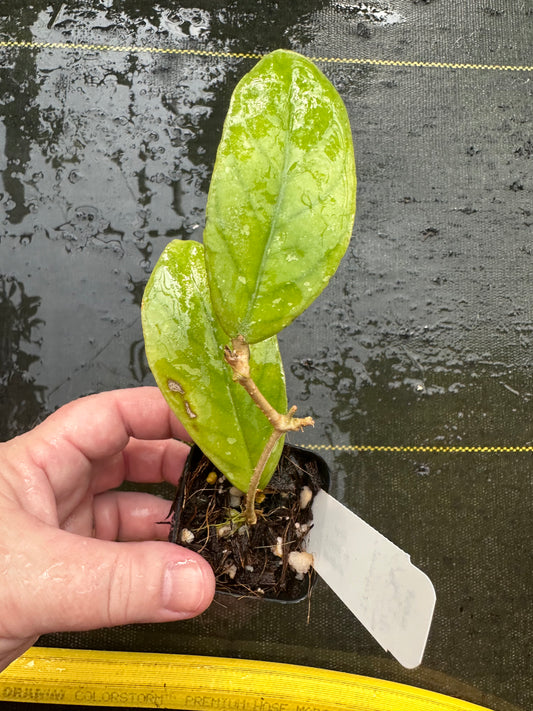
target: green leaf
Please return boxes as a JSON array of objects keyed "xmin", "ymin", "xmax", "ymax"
[
  {"xmin": 141, "ymin": 240, "xmax": 287, "ymax": 490},
  {"xmin": 204, "ymin": 49, "xmax": 356, "ymax": 343}
]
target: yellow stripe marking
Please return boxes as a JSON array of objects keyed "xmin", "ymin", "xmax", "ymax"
[
  {"xmin": 300, "ymin": 443, "xmax": 532, "ymax": 453},
  {"xmin": 0, "ymin": 39, "xmax": 531, "ymax": 72}
]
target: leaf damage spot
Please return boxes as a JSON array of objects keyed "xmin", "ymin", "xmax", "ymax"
[
  {"xmin": 184, "ymin": 401, "xmax": 197, "ymax": 419},
  {"xmin": 168, "ymin": 378, "xmax": 185, "ymax": 393},
  {"xmin": 167, "ymin": 378, "xmax": 197, "ymax": 418}
]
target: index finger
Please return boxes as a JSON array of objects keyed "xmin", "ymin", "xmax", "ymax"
[{"xmin": 40, "ymin": 387, "xmax": 190, "ymax": 462}]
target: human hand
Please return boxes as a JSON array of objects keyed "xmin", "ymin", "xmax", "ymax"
[{"xmin": 0, "ymin": 387, "xmax": 215, "ymax": 671}]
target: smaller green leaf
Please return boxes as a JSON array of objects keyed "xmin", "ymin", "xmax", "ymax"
[
  {"xmin": 141, "ymin": 240, "xmax": 287, "ymax": 491},
  {"xmin": 204, "ymin": 49, "xmax": 356, "ymax": 343}
]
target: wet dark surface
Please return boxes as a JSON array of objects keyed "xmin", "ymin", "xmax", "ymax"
[{"xmin": 0, "ymin": 2, "xmax": 531, "ymax": 710}]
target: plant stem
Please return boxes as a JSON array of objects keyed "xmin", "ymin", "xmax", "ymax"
[
  {"xmin": 244, "ymin": 429, "xmax": 283, "ymax": 525},
  {"xmin": 225, "ymin": 335, "xmax": 314, "ymax": 525},
  {"xmin": 225, "ymin": 335, "xmax": 314, "ymax": 432}
]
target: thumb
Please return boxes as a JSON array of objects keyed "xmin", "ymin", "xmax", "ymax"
[{"xmin": 15, "ymin": 529, "xmax": 215, "ymax": 636}]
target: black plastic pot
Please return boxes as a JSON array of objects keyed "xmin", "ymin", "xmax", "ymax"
[{"xmin": 168, "ymin": 443, "xmax": 330, "ymax": 602}]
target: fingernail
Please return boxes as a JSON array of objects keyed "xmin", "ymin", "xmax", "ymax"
[{"xmin": 162, "ymin": 560, "xmax": 205, "ymax": 614}]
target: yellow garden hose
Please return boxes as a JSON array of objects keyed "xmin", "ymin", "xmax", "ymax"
[{"xmin": 0, "ymin": 647, "xmax": 494, "ymax": 710}]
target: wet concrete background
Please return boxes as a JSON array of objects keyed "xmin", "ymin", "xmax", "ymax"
[{"xmin": 0, "ymin": 2, "xmax": 531, "ymax": 709}]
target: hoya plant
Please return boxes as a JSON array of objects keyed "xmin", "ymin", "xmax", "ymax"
[{"xmin": 142, "ymin": 49, "xmax": 356, "ymax": 525}]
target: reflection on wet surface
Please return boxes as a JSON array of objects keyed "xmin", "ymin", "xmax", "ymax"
[
  {"xmin": 0, "ymin": 2, "xmax": 531, "ymax": 710},
  {"xmin": 0, "ymin": 275, "xmax": 45, "ymax": 438}
]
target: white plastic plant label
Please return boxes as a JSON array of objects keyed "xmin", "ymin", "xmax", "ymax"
[{"xmin": 306, "ymin": 490, "xmax": 436, "ymax": 669}]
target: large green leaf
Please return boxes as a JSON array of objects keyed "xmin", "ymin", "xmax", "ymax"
[
  {"xmin": 204, "ymin": 49, "xmax": 356, "ymax": 344},
  {"xmin": 141, "ymin": 240, "xmax": 287, "ymax": 490}
]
